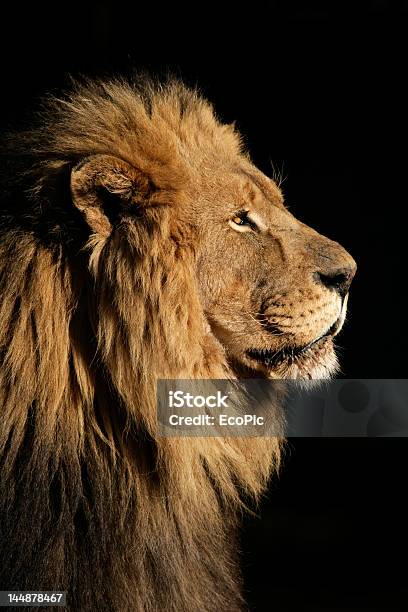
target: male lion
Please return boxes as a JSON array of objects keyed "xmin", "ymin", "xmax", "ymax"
[{"xmin": 0, "ymin": 78, "xmax": 355, "ymax": 611}]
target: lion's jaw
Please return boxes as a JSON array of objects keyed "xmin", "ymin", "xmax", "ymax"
[{"xmin": 206, "ymin": 291, "xmax": 350, "ymax": 380}]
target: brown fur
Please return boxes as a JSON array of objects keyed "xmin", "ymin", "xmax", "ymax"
[{"xmin": 0, "ymin": 77, "xmax": 354, "ymax": 611}]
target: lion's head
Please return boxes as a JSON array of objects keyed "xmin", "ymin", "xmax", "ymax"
[
  {"xmin": 63, "ymin": 80, "xmax": 355, "ymax": 383},
  {"xmin": 0, "ymin": 77, "xmax": 355, "ymax": 611}
]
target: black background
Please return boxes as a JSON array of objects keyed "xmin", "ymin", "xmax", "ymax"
[{"xmin": 1, "ymin": 1, "xmax": 407, "ymax": 610}]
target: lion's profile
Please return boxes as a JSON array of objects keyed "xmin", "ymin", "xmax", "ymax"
[{"xmin": 0, "ymin": 78, "xmax": 355, "ymax": 611}]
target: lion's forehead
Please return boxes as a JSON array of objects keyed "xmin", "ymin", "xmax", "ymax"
[{"xmin": 197, "ymin": 168, "xmax": 285, "ymax": 217}]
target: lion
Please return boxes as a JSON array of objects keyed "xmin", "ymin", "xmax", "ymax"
[{"xmin": 0, "ymin": 77, "xmax": 356, "ymax": 611}]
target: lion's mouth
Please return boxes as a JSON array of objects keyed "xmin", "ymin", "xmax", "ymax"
[{"xmin": 246, "ymin": 320, "xmax": 339, "ymax": 368}]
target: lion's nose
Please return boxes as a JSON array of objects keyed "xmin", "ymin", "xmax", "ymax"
[{"xmin": 314, "ymin": 265, "xmax": 356, "ymax": 298}]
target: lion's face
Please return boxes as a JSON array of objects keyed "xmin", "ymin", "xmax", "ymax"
[{"xmin": 195, "ymin": 165, "xmax": 356, "ymax": 379}]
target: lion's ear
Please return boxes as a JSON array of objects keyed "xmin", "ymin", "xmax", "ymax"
[{"xmin": 71, "ymin": 154, "xmax": 152, "ymax": 235}]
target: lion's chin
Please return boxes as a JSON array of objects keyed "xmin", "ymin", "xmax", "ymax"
[{"xmin": 243, "ymin": 336, "xmax": 339, "ymax": 381}]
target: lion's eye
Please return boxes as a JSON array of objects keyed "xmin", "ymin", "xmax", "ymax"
[
  {"xmin": 229, "ymin": 211, "xmax": 257, "ymax": 232},
  {"xmin": 232, "ymin": 215, "xmax": 245, "ymax": 225}
]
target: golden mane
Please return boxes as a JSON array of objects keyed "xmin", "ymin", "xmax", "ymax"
[{"xmin": 0, "ymin": 78, "xmax": 281, "ymax": 611}]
